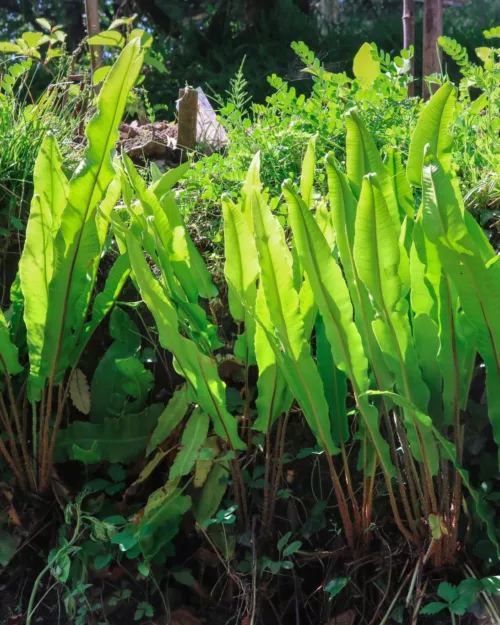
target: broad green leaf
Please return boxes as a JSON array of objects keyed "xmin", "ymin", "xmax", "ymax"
[
  {"xmin": 407, "ymin": 82, "xmax": 455, "ymax": 186},
  {"xmin": 19, "ymin": 194, "xmax": 53, "ymax": 398},
  {"xmin": 90, "ymin": 307, "xmax": 141, "ymax": 422},
  {"xmin": 92, "ymin": 65, "xmax": 112, "ymax": 85},
  {"xmin": 0, "ymin": 311, "xmax": 22, "ymax": 375},
  {"xmin": 251, "ymin": 188, "xmax": 336, "ymax": 454},
  {"xmin": 325, "ymin": 156, "xmax": 393, "ymax": 394},
  {"xmin": 127, "ymin": 233, "xmax": 245, "ymax": 450},
  {"xmin": 137, "ymin": 480, "xmax": 192, "ymax": 557},
  {"xmin": 345, "ymin": 109, "xmax": 399, "ymax": 233},
  {"xmin": 422, "ymin": 153, "xmax": 500, "ymax": 463},
  {"xmin": 284, "ymin": 182, "xmax": 394, "ymax": 476},
  {"xmin": 151, "ymin": 161, "xmax": 191, "ymax": 198},
  {"xmin": 195, "ymin": 463, "xmax": 229, "ymax": 524},
  {"xmin": 385, "ymin": 148, "xmax": 414, "ymax": 221},
  {"xmin": 300, "ymin": 135, "xmax": 316, "ymax": 208},
  {"xmin": 71, "ymin": 252, "xmax": 131, "ymax": 366},
  {"xmin": 88, "ymin": 30, "xmax": 124, "ymax": 47},
  {"xmin": 241, "ymin": 152, "xmax": 261, "ymax": 230},
  {"xmin": 54, "ymin": 404, "xmax": 163, "ymax": 463},
  {"xmin": 147, "ymin": 385, "xmax": 190, "ymax": 455},
  {"xmin": 0, "ymin": 42, "xmax": 22, "ymax": 53},
  {"xmin": 41, "ymin": 39, "xmax": 143, "ymax": 385},
  {"xmin": 124, "ymin": 154, "xmax": 216, "ymax": 301},
  {"xmin": 223, "ymin": 196, "xmax": 258, "ymax": 364},
  {"xmin": 194, "ymin": 436, "xmax": 219, "ymax": 487},
  {"xmin": 353, "ymin": 42, "xmax": 380, "ymax": 85},
  {"xmin": 354, "ymin": 175, "xmax": 438, "ymax": 474},
  {"xmin": 316, "ymin": 315, "xmax": 348, "ymax": 445},
  {"xmin": 410, "ymin": 219, "xmax": 443, "ymax": 422},
  {"xmin": 169, "ymin": 407, "xmax": 209, "ymax": 479},
  {"xmin": 34, "ymin": 134, "xmax": 68, "ymax": 236},
  {"xmin": 162, "ymin": 192, "xmax": 217, "ymax": 299},
  {"xmin": 35, "ymin": 17, "xmax": 52, "ymax": 31},
  {"xmin": 115, "ymin": 357, "xmax": 154, "ymax": 406},
  {"xmin": 252, "ymin": 284, "xmax": 291, "ymax": 431},
  {"xmin": 21, "ymin": 32, "xmax": 44, "ymax": 48}
]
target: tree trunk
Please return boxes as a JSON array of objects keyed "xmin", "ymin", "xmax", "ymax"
[
  {"xmin": 422, "ymin": 0, "xmax": 443, "ymax": 99},
  {"xmin": 84, "ymin": 0, "xmax": 102, "ymax": 71},
  {"xmin": 402, "ymin": 0, "xmax": 415, "ymax": 96}
]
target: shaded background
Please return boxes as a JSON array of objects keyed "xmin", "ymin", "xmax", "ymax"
[{"xmin": 1, "ymin": 0, "xmax": 498, "ymax": 111}]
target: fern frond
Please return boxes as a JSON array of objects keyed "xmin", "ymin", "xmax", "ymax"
[{"xmin": 438, "ymin": 36, "xmax": 469, "ymax": 67}]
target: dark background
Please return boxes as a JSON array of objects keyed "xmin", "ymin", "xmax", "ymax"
[{"xmin": 1, "ymin": 0, "xmax": 498, "ymax": 113}]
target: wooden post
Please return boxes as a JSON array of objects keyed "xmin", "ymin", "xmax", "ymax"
[
  {"xmin": 85, "ymin": 0, "xmax": 102, "ymax": 72},
  {"xmin": 402, "ymin": 0, "xmax": 415, "ymax": 96},
  {"xmin": 177, "ymin": 88, "xmax": 198, "ymax": 162},
  {"xmin": 422, "ymin": 0, "xmax": 443, "ymax": 99}
]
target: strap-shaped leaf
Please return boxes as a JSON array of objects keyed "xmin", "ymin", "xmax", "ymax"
[
  {"xmin": 127, "ymin": 233, "xmax": 245, "ymax": 450},
  {"xmin": 326, "ymin": 156, "xmax": 394, "ymax": 394},
  {"xmin": 284, "ymin": 182, "xmax": 394, "ymax": 476},
  {"xmin": 250, "ymin": 188, "xmax": 336, "ymax": 454},
  {"xmin": 422, "ymin": 153, "xmax": 500, "ymax": 462},
  {"xmin": 385, "ymin": 147, "xmax": 414, "ymax": 221},
  {"xmin": 407, "ymin": 82, "xmax": 455, "ymax": 187},
  {"xmin": 241, "ymin": 152, "xmax": 261, "ymax": 229},
  {"xmin": 40, "ymin": 39, "xmax": 144, "ymax": 385},
  {"xmin": 123, "ymin": 153, "xmax": 198, "ymax": 303},
  {"xmin": 147, "ymin": 386, "xmax": 190, "ymax": 455},
  {"xmin": 410, "ymin": 219, "xmax": 443, "ymax": 422},
  {"xmin": 253, "ymin": 284, "xmax": 291, "ymax": 431},
  {"xmin": 316, "ymin": 315, "xmax": 348, "ymax": 445},
  {"xmin": 70, "ymin": 252, "xmax": 131, "ymax": 366},
  {"xmin": 0, "ymin": 312, "xmax": 22, "ymax": 375},
  {"xmin": 223, "ymin": 196, "xmax": 257, "ymax": 364},
  {"xmin": 345, "ymin": 109, "xmax": 399, "ymax": 233},
  {"xmin": 19, "ymin": 194, "xmax": 53, "ymax": 398},
  {"xmin": 300, "ymin": 135, "xmax": 316, "ymax": 209},
  {"xmin": 34, "ymin": 134, "xmax": 68, "ymax": 236},
  {"xmin": 151, "ymin": 160, "xmax": 191, "ymax": 198},
  {"xmin": 354, "ymin": 175, "xmax": 438, "ymax": 474},
  {"xmin": 169, "ymin": 407, "xmax": 209, "ymax": 479}
]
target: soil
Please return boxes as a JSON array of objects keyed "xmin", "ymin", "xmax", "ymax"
[{"xmin": 119, "ymin": 121, "xmax": 179, "ymax": 164}]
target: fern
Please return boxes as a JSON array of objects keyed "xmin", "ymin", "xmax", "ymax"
[
  {"xmin": 484, "ymin": 26, "xmax": 500, "ymax": 39},
  {"xmin": 438, "ymin": 36, "xmax": 469, "ymax": 67}
]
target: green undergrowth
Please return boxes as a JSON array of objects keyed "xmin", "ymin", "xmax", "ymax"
[{"xmin": 1, "ymin": 22, "xmax": 500, "ymax": 625}]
